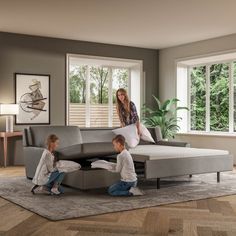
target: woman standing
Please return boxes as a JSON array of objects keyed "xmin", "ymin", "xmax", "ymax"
[{"xmin": 116, "ymin": 88, "xmax": 141, "ymax": 135}]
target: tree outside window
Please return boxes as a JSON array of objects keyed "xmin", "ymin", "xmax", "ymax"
[
  {"xmin": 190, "ymin": 63, "xmax": 230, "ymax": 132},
  {"xmin": 69, "ymin": 65, "xmax": 129, "ymax": 127}
]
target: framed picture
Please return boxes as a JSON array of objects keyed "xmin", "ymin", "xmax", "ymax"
[{"xmin": 15, "ymin": 73, "xmax": 50, "ymax": 124}]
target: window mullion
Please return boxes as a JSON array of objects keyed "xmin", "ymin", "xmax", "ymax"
[
  {"xmin": 187, "ymin": 66, "xmax": 191, "ymax": 132},
  {"xmin": 229, "ymin": 62, "xmax": 234, "ymax": 133},
  {"xmin": 206, "ymin": 65, "xmax": 210, "ymax": 132},
  {"xmin": 108, "ymin": 67, "xmax": 113, "ymax": 127},
  {"xmin": 86, "ymin": 66, "xmax": 90, "ymax": 127},
  {"xmin": 128, "ymin": 69, "xmax": 131, "ymax": 97}
]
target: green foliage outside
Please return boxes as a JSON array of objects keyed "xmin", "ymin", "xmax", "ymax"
[
  {"xmin": 210, "ymin": 63, "xmax": 229, "ymax": 131},
  {"xmin": 90, "ymin": 67, "xmax": 109, "ymax": 104},
  {"xmin": 191, "ymin": 63, "xmax": 231, "ymax": 132},
  {"xmin": 112, "ymin": 69, "xmax": 128, "ymax": 103},
  {"xmin": 69, "ymin": 66, "xmax": 128, "ymax": 104},
  {"xmin": 69, "ymin": 66, "xmax": 86, "ymax": 104},
  {"xmin": 190, "ymin": 66, "xmax": 206, "ymax": 130}
]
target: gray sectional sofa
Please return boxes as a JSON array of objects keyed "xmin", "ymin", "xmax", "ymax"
[
  {"xmin": 23, "ymin": 126, "xmax": 233, "ymax": 189},
  {"xmin": 23, "ymin": 126, "xmax": 120, "ymax": 189}
]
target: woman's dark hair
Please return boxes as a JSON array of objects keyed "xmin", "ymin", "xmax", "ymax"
[{"xmin": 112, "ymin": 134, "xmax": 126, "ymax": 146}]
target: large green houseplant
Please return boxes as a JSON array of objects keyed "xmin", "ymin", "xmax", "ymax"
[{"xmin": 142, "ymin": 96, "xmax": 188, "ymax": 139}]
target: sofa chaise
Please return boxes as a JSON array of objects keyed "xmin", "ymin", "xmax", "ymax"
[{"xmin": 23, "ymin": 126, "xmax": 233, "ymax": 189}]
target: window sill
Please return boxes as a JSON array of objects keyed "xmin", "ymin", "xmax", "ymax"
[{"xmin": 177, "ymin": 132, "xmax": 236, "ymax": 138}]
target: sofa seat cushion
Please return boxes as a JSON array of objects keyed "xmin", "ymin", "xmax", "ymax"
[{"xmin": 130, "ymin": 145, "xmax": 230, "ymax": 162}]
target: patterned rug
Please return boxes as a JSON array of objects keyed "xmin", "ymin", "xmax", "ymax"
[{"xmin": 0, "ymin": 172, "xmax": 236, "ymax": 220}]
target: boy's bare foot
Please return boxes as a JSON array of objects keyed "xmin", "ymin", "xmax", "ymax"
[
  {"xmin": 129, "ymin": 187, "xmax": 144, "ymax": 196},
  {"xmin": 51, "ymin": 187, "xmax": 61, "ymax": 195}
]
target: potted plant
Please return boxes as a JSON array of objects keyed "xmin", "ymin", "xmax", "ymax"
[{"xmin": 142, "ymin": 96, "xmax": 188, "ymax": 140}]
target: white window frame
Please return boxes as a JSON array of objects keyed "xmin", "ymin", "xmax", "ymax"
[
  {"xmin": 187, "ymin": 59, "xmax": 235, "ymax": 134},
  {"xmin": 66, "ymin": 54, "xmax": 143, "ymax": 128}
]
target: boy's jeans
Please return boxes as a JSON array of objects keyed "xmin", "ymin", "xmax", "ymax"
[
  {"xmin": 45, "ymin": 171, "xmax": 65, "ymax": 193},
  {"xmin": 108, "ymin": 180, "xmax": 137, "ymax": 196}
]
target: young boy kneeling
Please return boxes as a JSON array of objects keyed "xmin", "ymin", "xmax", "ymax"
[{"xmin": 108, "ymin": 135, "xmax": 143, "ymax": 196}]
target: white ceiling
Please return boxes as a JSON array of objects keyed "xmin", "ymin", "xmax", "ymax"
[{"xmin": 1, "ymin": 0, "xmax": 236, "ymax": 49}]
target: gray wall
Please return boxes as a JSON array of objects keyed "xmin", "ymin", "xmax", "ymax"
[
  {"xmin": 159, "ymin": 33, "xmax": 236, "ymax": 163},
  {"xmin": 0, "ymin": 32, "xmax": 159, "ymax": 165}
]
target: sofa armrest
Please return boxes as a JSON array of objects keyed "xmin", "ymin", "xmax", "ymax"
[
  {"xmin": 24, "ymin": 146, "xmax": 45, "ymax": 179},
  {"xmin": 156, "ymin": 140, "xmax": 190, "ymax": 147}
]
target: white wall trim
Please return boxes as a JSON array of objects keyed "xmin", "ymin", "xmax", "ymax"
[
  {"xmin": 177, "ymin": 132, "xmax": 236, "ymax": 138},
  {"xmin": 174, "ymin": 48, "xmax": 236, "ymax": 65},
  {"xmin": 67, "ymin": 53, "xmax": 142, "ymax": 68}
]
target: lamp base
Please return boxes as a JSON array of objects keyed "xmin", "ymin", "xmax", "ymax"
[{"xmin": 6, "ymin": 116, "xmax": 14, "ymax": 133}]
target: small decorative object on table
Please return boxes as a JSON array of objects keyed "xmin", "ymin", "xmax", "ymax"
[{"xmin": 0, "ymin": 104, "xmax": 19, "ymax": 132}]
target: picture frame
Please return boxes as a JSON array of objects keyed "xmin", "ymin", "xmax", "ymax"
[{"xmin": 15, "ymin": 73, "xmax": 50, "ymax": 125}]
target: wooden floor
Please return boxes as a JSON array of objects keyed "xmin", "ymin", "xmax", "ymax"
[{"xmin": 0, "ymin": 167, "xmax": 236, "ymax": 236}]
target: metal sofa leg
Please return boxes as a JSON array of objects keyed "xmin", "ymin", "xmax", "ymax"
[
  {"xmin": 157, "ymin": 178, "xmax": 160, "ymax": 189},
  {"xmin": 217, "ymin": 172, "xmax": 220, "ymax": 183},
  {"xmin": 189, "ymin": 174, "xmax": 192, "ymax": 178}
]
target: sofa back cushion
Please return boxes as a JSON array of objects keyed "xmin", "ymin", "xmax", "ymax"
[
  {"xmin": 80, "ymin": 128, "xmax": 115, "ymax": 143},
  {"xmin": 82, "ymin": 142, "xmax": 117, "ymax": 157},
  {"xmin": 29, "ymin": 126, "xmax": 82, "ymax": 148}
]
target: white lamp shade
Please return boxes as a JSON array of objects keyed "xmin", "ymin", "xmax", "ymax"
[{"xmin": 0, "ymin": 104, "xmax": 19, "ymax": 115}]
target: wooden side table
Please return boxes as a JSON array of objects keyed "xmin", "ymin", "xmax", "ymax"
[{"xmin": 0, "ymin": 131, "xmax": 23, "ymax": 167}]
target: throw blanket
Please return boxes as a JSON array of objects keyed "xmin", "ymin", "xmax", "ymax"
[
  {"xmin": 91, "ymin": 160, "xmax": 116, "ymax": 171},
  {"xmin": 56, "ymin": 160, "xmax": 81, "ymax": 173}
]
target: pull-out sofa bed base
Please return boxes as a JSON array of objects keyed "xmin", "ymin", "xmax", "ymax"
[
  {"xmin": 155, "ymin": 172, "xmax": 221, "ymax": 189},
  {"xmin": 130, "ymin": 145, "xmax": 234, "ymax": 189}
]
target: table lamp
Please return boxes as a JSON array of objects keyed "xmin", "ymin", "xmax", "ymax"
[{"xmin": 0, "ymin": 104, "xmax": 19, "ymax": 132}]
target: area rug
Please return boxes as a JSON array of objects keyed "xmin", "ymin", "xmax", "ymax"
[{"xmin": 0, "ymin": 172, "xmax": 236, "ymax": 221}]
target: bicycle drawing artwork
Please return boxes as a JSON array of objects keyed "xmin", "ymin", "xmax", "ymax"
[
  {"xmin": 19, "ymin": 79, "xmax": 47, "ymax": 120},
  {"xmin": 15, "ymin": 73, "xmax": 50, "ymax": 124}
]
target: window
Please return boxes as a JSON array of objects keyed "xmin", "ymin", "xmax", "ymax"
[
  {"xmin": 209, "ymin": 63, "xmax": 229, "ymax": 131},
  {"xmin": 67, "ymin": 55, "xmax": 142, "ymax": 128},
  {"xmin": 234, "ymin": 62, "xmax": 236, "ymax": 131},
  {"xmin": 190, "ymin": 66, "xmax": 206, "ymax": 131},
  {"xmin": 177, "ymin": 52, "xmax": 236, "ymax": 134},
  {"xmin": 69, "ymin": 65, "xmax": 86, "ymax": 127}
]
